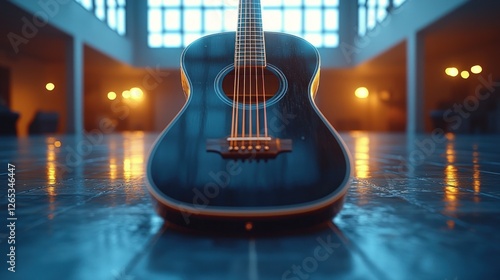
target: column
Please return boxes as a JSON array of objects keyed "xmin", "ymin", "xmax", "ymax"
[
  {"xmin": 66, "ymin": 36, "xmax": 84, "ymax": 135},
  {"xmin": 406, "ymin": 31, "xmax": 425, "ymax": 136}
]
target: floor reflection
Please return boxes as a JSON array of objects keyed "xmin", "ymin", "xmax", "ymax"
[
  {"xmin": 472, "ymin": 144, "xmax": 481, "ymax": 202},
  {"xmin": 122, "ymin": 131, "xmax": 146, "ymax": 204},
  {"xmin": 130, "ymin": 223, "xmax": 359, "ymax": 280},
  {"xmin": 109, "ymin": 140, "xmax": 118, "ymax": 181},
  {"xmin": 444, "ymin": 140, "xmax": 459, "ymax": 213},
  {"xmin": 46, "ymin": 137, "xmax": 59, "ymax": 220},
  {"xmin": 351, "ymin": 131, "xmax": 370, "ymax": 179},
  {"xmin": 2, "ymin": 132, "xmax": 500, "ymax": 280},
  {"xmin": 350, "ymin": 131, "xmax": 371, "ymax": 206},
  {"xmin": 123, "ymin": 131, "xmax": 145, "ymax": 182}
]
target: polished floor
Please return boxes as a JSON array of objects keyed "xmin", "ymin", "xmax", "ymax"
[{"xmin": 1, "ymin": 131, "xmax": 499, "ymax": 280}]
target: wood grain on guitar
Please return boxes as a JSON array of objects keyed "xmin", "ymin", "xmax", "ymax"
[{"xmin": 146, "ymin": 0, "xmax": 351, "ymax": 231}]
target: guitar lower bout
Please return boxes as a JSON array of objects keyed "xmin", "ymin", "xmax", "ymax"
[{"xmin": 146, "ymin": 15, "xmax": 352, "ymax": 232}]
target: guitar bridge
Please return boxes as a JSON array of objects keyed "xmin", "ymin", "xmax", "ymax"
[{"xmin": 206, "ymin": 137, "xmax": 292, "ymax": 159}]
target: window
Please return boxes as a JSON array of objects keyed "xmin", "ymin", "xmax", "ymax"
[
  {"xmin": 75, "ymin": 0, "xmax": 127, "ymax": 36},
  {"xmin": 358, "ymin": 0, "xmax": 406, "ymax": 36},
  {"xmin": 148, "ymin": 0, "xmax": 339, "ymax": 48}
]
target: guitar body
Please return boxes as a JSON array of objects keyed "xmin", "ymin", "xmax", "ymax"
[{"xmin": 147, "ymin": 32, "xmax": 351, "ymax": 231}]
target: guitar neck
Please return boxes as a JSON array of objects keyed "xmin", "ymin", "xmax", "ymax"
[{"xmin": 235, "ymin": 0, "xmax": 266, "ymax": 67}]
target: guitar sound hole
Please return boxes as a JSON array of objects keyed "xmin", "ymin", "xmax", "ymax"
[{"xmin": 222, "ymin": 67, "xmax": 280, "ymax": 105}]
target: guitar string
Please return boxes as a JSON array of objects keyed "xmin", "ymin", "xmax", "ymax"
[
  {"xmin": 261, "ymin": 55, "xmax": 268, "ymax": 138},
  {"xmin": 255, "ymin": 53, "xmax": 260, "ymax": 140},
  {"xmin": 259, "ymin": 1, "xmax": 268, "ymax": 138},
  {"xmin": 241, "ymin": 0, "xmax": 248, "ymax": 145},
  {"xmin": 249, "ymin": 0, "xmax": 255, "ymax": 143},
  {"xmin": 232, "ymin": 0, "xmax": 268, "ymax": 146},
  {"xmin": 231, "ymin": 0, "xmax": 242, "ymax": 148},
  {"xmin": 254, "ymin": 1, "xmax": 261, "ymax": 140}
]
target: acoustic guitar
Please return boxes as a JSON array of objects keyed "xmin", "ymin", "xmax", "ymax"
[{"xmin": 147, "ymin": 0, "xmax": 352, "ymax": 231}]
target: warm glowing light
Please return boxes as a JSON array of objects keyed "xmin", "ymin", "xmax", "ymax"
[
  {"xmin": 47, "ymin": 144, "xmax": 57, "ymax": 185},
  {"xmin": 471, "ymin": 65, "xmax": 482, "ymax": 74},
  {"xmin": 109, "ymin": 157, "xmax": 118, "ymax": 181},
  {"xmin": 355, "ymin": 87, "xmax": 369, "ymax": 99},
  {"xmin": 354, "ymin": 135, "xmax": 370, "ymax": 179},
  {"xmin": 445, "ymin": 67, "xmax": 459, "ymax": 77},
  {"xmin": 130, "ymin": 87, "xmax": 144, "ymax": 100},
  {"xmin": 245, "ymin": 222, "xmax": 253, "ymax": 231},
  {"xmin": 445, "ymin": 133, "xmax": 455, "ymax": 141},
  {"xmin": 352, "ymin": 133, "xmax": 370, "ymax": 206},
  {"xmin": 460, "ymin": 70, "xmax": 470, "ymax": 79},
  {"xmin": 54, "ymin": 141, "xmax": 62, "ymax": 148},
  {"xmin": 444, "ymin": 142, "xmax": 458, "ymax": 213},
  {"xmin": 379, "ymin": 90, "xmax": 391, "ymax": 101},
  {"xmin": 122, "ymin": 90, "xmax": 131, "ymax": 99},
  {"xmin": 108, "ymin": 91, "xmax": 117, "ymax": 101},
  {"xmin": 123, "ymin": 133, "xmax": 145, "ymax": 182},
  {"xmin": 46, "ymin": 83, "xmax": 55, "ymax": 91},
  {"xmin": 472, "ymin": 145, "xmax": 481, "ymax": 196},
  {"xmin": 446, "ymin": 220, "xmax": 455, "ymax": 230}
]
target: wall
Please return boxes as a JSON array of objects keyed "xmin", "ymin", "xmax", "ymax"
[
  {"xmin": 0, "ymin": 50, "xmax": 66, "ymax": 136},
  {"xmin": 83, "ymin": 69, "xmax": 159, "ymax": 133},
  {"xmin": 316, "ymin": 69, "xmax": 407, "ymax": 132},
  {"xmin": 8, "ymin": 0, "xmax": 134, "ymax": 65},
  {"xmin": 5, "ymin": 0, "xmax": 478, "ymax": 135},
  {"xmin": 353, "ymin": 0, "xmax": 470, "ymax": 65},
  {"xmin": 424, "ymin": 40, "xmax": 500, "ymax": 132},
  {"xmin": 131, "ymin": 0, "xmax": 359, "ymax": 69}
]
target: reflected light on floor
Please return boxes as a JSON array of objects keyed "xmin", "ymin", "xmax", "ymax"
[
  {"xmin": 122, "ymin": 132, "xmax": 146, "ymax": 203},
  {"xmin": 123, "ymin": 132, "xmax": 145, "ymax": 181},
  {"xmin": 352, "ymin": 132, "xmax": 370, "ymax": 179},
  {"xmin": 46, "ymin": 141, "xmax": 58, "ymax": 220},
  {"xmin": 473, "ymin": 145, "xmax": 481, "ymax": 202},
  {"xmin": 350, "ymin": 132, "xmax": 371, "ymax": 205},
  {"xmin": 47, "ymin": 143, "xmax": 57, "ymax": 185},
  {"xmin": 109, "ymin": 157, "xmax": 118, "ymax": 181},
  {"xmin": 109, "ymin": 140, "xmax": 118, "ymax": 181},
  {"xmin": 444, "ymin": 141, "xmax": 458, "ymax": 213}
]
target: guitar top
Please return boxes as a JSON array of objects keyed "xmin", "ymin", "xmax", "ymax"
[{"xmin": 146, "ymin": 1, "xmax": 351, "ymax": 232}]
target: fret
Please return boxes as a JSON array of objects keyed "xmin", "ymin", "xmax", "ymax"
[
  {"xmin": 236, "ymin": 50, "xmax": 265, "ymax": 53},
  {"xmin": 236, "ymin": 37, "xmax": 265, "ymax": 40},
  {"xmin": 237, "ymin": 35, "xmax": 264, "ymax": 36},
  {"xmin": 236, "ymin": 38, "xmax": 264, "ymax": 41},
  {"xmin": 237, "ymin": 30, "xmax": 263, "ymax": 33},
  {"xmin": 235, "ymin": 52, "xmax": 266, "ymax": 55},
  {"xmin": 237, "ymin": 30, "xmax": 264, "ymax": 33},
  {"xmin": 236, "ymin": 0, "xmax": 266, "ymax": 66},
  {"xmin": 235, "ymin": 57, "xmax": 266, "ymax": 60},
  {"xmin": 235, "ymin": 54, "xmax": 265, "ymax": 57},
  {"xmin": 238, "ymin": 22, "xmax": 263, "ymax": 25}
]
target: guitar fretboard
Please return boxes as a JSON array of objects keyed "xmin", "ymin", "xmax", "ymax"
[{"xmin": 235, "ymin": 0, "xmax": 266, "ymax": 67}]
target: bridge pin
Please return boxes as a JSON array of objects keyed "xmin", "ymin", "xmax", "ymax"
[
  {"xmin": 264, "ymin": 146, "xmax": 270, "ymax": 151},
  {"xmin": 255, "ymin": 145, "xmax": 262, "ymax": 150},
  {"xmin": 248, "ymin": 146, "xmax": 253, "ymax": 150}
]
